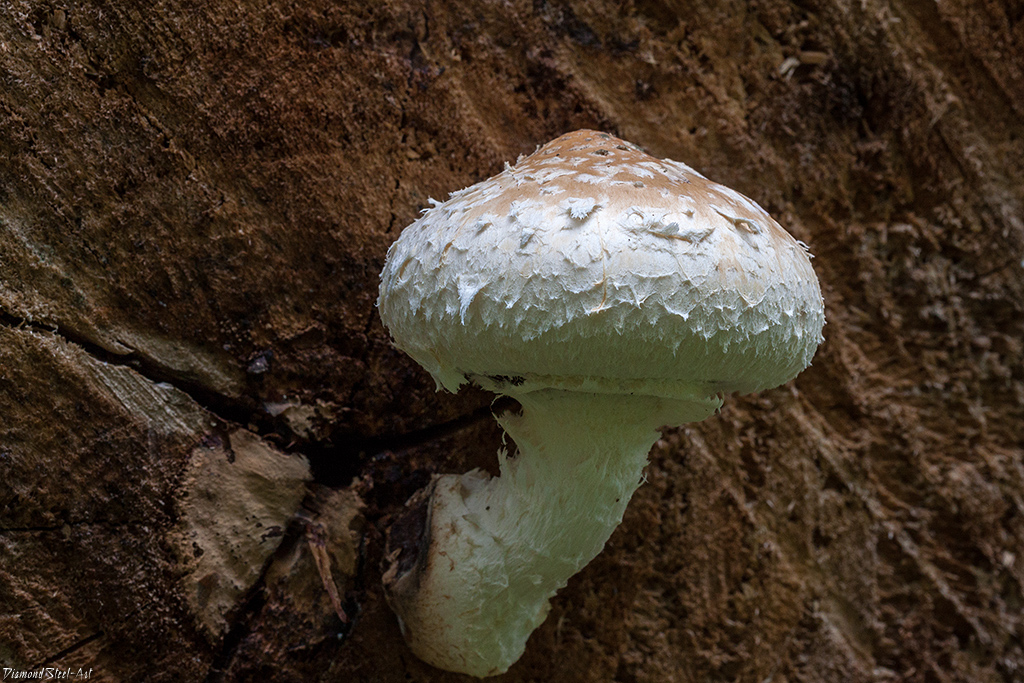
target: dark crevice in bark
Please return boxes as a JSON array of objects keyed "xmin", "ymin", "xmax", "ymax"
[
  {"xmin": 0, "ymin": 306, "xmax": 256, "ymax": 428},
  {"xmin": 36, "ymin": 631, "xmax": 105, "ymax": 667},
  {"xmin": 346, "ymin": 522, "xmax": 369, "ymax": 630},
  {"xmin": 0, "ymin": 305, "xmax": 496, "ymax": 494},
  {"xmin": 203, "ymin": 517, "xmax": 306, "ymax": 683},
  {"xmin": 308, "ymin": 401, "xmax": 500, "ymax": 489}
]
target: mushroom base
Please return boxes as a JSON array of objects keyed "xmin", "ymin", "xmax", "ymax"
[{"xmin": 382, "ymin": 388, "xmax": 718, "ymax": 677}]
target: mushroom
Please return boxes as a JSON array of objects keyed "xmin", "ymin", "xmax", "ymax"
[{"xmin": 377, "ymin": 130, "xmax": 825, "ymax": 677}]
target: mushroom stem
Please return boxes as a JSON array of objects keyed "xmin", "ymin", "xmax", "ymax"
[{"xmin": 384, "ymin": 389, "xmax": 714, "ymax": 677}]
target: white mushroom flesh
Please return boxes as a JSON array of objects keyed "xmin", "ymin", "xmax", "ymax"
[{"xmin": 377, "ymin": 130, "xmax": 825, "ymax": 677}]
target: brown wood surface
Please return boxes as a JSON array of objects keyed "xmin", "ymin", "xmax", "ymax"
[{"xmin": 1, "ymin": 1, "xmax": 1022, "ymax": 681}]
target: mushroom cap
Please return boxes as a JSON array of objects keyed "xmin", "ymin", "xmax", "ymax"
[{"xmin": 378, "ymin": 130, "xmax": 824, "ymax": 403}]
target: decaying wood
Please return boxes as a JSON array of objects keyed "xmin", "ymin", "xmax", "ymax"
[{"xmin": 1, "ymin": 1, "xmax": 1021, "ymax": 681}]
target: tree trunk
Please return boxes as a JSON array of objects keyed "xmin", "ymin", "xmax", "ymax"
[{"xmin": 1, "ymin": 1, "xmax": 1021, "ymax": 681}]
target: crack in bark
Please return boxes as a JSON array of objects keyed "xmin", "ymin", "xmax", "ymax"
[
  {"xmin": 1, "ymin": 301, "xmax": 494, "ymax": 494},
  {"xmin": 348, "ymin": 400, "xmax": 500, "ymax": 458},
  {"xmin": 35, "ymin": 631, "xmax": 105, "ymax": 667},
  {"xmin": 202, "ymin": 516, "xmax": 306, "ymax": 683},
  {"xmin": 310, "ymin": 401, "xmax": 498, "ymax": 489},
  {"xmin": 0, "ymin": 304, "xmax": 254, "ymax": 428}
]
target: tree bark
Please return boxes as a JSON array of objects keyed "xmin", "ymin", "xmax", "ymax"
[{"xmin": 1, "ymin": 1, "xmax": 1021, "ymax": 681}]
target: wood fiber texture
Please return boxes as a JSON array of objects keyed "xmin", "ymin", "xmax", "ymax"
[{"xmin": 1, "ymin": 1, "xmax": 1022, "ymax": 681}]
